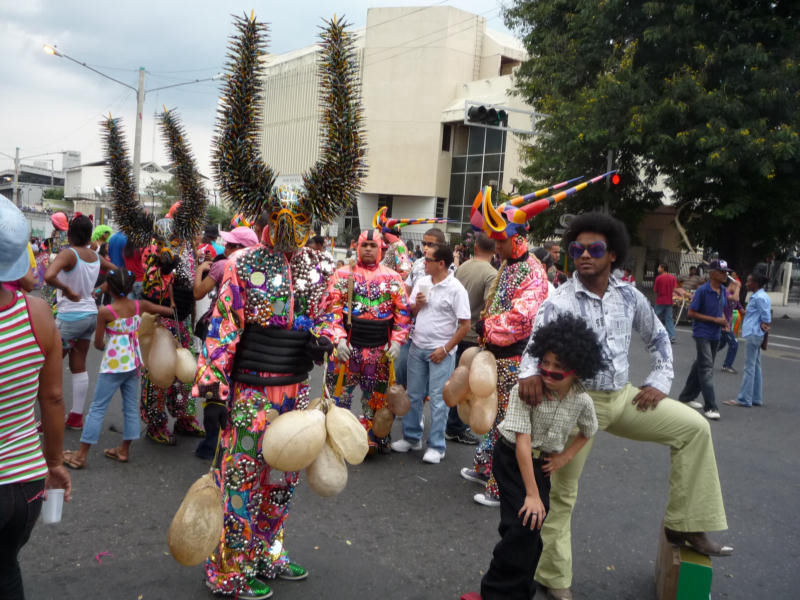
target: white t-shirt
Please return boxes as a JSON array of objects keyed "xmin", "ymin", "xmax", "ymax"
[{"xmin": 409, "ymin": 273, "xmax": 470, "ymax": 353}]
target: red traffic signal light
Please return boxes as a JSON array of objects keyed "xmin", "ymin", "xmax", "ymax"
[{"xmin": 610, "ymin": 173, "xmax": 621, "ymax": 185}]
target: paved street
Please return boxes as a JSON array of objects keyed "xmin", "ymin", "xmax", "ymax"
[{"xmin": 21, "ymin": 316, "xmax": 800, "ymax": 600}]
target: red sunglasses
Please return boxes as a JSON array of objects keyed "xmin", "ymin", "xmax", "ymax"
[{"xmin": 539, "ymin": 367, "xmax": 575, "ymax": 381}]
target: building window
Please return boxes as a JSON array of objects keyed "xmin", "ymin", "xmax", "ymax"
[
  {"xmin": 435, "ymin": 197, "xmax": 445, "ymax": 219},
  {"xmin": 447, "ymin": 125, "xmax": 506, "ymax": 228},
  {"xmin": 377, "ymin": 195, "xmax": 393, "ymax": 216},
  {"xmin": 344, "ymin": 203, "xmax": 360, "ymax": 232},
  {"xmin": 441, "ymin": 125, "xmax": 452, "ymax": 152}
]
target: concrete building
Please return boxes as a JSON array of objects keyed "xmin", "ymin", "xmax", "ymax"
[
  {"xmin": 0, "ymin": 163, "xmax": 65, "ymax": 208},
  {"xmin": 258, "ymin": 5, "xmax": 533, "ymax": 242}
]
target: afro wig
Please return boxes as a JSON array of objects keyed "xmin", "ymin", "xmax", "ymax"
[
  {"xmin": 564, "ymin": 212, "xmax": 630, "ymax": 269},
  {"xmin": 527, "ymin": 313, "xmax": 605, "ymax": 380}
]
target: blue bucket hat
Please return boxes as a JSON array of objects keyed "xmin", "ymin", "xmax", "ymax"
[{"xmin": 0, "ymin": 196, "xmax": 32, "ymax": 282}]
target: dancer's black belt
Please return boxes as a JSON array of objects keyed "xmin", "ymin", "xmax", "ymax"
[
  {"xmin": 232, "ymin": 325, "xmax": 313, "ymax": 387},
  {"xmin": 345, "ymin": 317, "xmax": 392, "ymax": 348},
  {"xmin": 485, "ymin": 340, "xmax": 526, "ymax": 359}
]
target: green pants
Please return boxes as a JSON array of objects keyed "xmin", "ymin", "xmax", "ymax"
[{"xmin": 535, "ymin": 383, "xmax": 728, "ymax": 590}]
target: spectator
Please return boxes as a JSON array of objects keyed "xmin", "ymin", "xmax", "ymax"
[
  {"xmin": 122, "ymin": 239, "xmax": 145, "ymax": 300},
  {"xmin": 203, "ymin": 224, "xmax": 224, "ymax": 256},
  {"xmin": 680, "ymin": 265, "xmax": 705, "ymax": 292},
  {"xmin": 677, "ymin": 259, "xmax": 731, "ymax": 420},
  {"xmin": 0, "ymin": 196, "xmax": 71, "ymax": 598},
  {"xmin": 653, "ymin": 262, "xmax": 678, "ymax": 343},
  {"xmin": 107, "ymin": 231, "xmax": 127, "ymax": 268},
  {"xmin": 725, "ymin": 273, "xmax": 771, "ymax": 408},
  {"xmin": 518, "ymin": 213, "xmax": 731, "ymax": 600},
  {"xmin": 717, "ymin": 273, "xmax": 744, "ymax": 374},
  {"xmin": 392, "ymin": 244, "xmax": 470, "ymax": 464},
  {"xmin": 448, "ymin": 232, "xmax": 497, "ymax": 445},
  {"xmin": 621, "ymin": 267, "xmax": 635, "ymax": 283},
  {"xmin": 308, "ymin": 235, "xmax": 326, "ymax": 252},
  {"xmin": 543, "ymin": 240, "xmax": 563, "ymax": 284}
]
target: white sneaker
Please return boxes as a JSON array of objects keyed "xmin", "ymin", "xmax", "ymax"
[
  {"xmin": 473, "ymin": 491, "xmax": 500, "ymax": 507},
  {"xmin": 704, "ymin": 410, "xmax": 720, "ymax": 420},
  {"xmin": 422, "ymin": 448, "xmax": 445, "ymax": 464},
  {"xmin": 390, "ymin": 438, "xmax": 422, "ymax": 453},
  {"xmin": 687, "ymin": 400, "xmax": 703, "ymax": 409}
]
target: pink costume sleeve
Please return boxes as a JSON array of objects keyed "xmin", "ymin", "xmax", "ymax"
[
  {"xmin": 192, "ymin": 258, "xmax": 246, "ymax": 406},
  {"xmin": 483, "ymin": 261, "xmax": 549, "ymax": 348},
  {"xmin": 317, "ymin": 268, "xmax": 348, "ymax": 344},
  {"xmin": 389, "ymin": 272, "xmax": 411, "ymax": 345}
]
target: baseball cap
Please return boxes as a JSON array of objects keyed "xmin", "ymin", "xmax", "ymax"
[
  {"xmin": 0, "ymin": 196, "xmax": 33, "ymax": 282},
  {"xmin": 708, "ymin": 259, "xmax": 731, "ymax": 272},
  {"xmin": 219, "ymin": 227, "xmax": 259, "ymax": 248}
]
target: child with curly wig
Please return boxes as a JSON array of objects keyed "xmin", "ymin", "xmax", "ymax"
[{"xmin": 463, "ymin": 313, "xmax": 604, "ymax": 600}]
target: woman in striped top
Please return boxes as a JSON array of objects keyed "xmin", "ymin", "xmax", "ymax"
[{"xmin": 0, "ymin": 196, "xmax": 71, "ymax": 599}]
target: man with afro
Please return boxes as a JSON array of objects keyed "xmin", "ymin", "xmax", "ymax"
[{"xmin": 518, "ymin": 212, "xmax": 731, "ymax": 600}]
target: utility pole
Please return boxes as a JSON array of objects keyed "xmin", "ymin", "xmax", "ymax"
[
  {"xmin": 133, "ymin": 67, "xmax": 146, "ymax": 196},
  {"xmin": 12, "ymin": 147, "xmax": 20, "ymax": 208}
]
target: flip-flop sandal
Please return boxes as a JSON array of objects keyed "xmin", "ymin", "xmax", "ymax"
[
  {"xmin": 103, "ymin": 448, "xmax": 129, "ymax": 463},
  {"xmin": 63, "ymin": 450, "xmax": 86, "ymax": 470}
]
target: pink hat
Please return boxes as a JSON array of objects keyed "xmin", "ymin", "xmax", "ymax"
[
  {"xmin": 50, "ymin": 212, "xmax": 68, "ymax": 232},
  {"xmin": 219, "ymin": 226, "xmax": 259, "ymax": 248}
]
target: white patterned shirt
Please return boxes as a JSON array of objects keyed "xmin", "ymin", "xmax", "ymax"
[
  {"xmin": 519, "ymin": 273, "xmax": 673, "ymax": 394},
  {"xmin": 499, "ymin": 383, "xmax": 598, "ymax": 453}
]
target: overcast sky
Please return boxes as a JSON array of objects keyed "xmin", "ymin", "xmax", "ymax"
[{"xmin": 1, "ymin": 0, "xmax": 514, "ymax": 181}]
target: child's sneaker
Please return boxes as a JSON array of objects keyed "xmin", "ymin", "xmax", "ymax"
[
  {"xmin": 65, "ymin": 412, "xmax": 83, "ymax": 430},
  {"xmin": 473, "ymin": 491, "xmax": 500, "ymax": 507}
]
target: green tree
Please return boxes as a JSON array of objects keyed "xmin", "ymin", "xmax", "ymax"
[
  {"xmin": 42, "ymin": 188, "xmax": 64, "ymax": 200},
  {"xmin": 505, "ymin": 0, "xmax": 800, "ymax": 273},
  {"xmin": 207, "ymin": 202, "xmax": 234, "ymax": 229},
  {"xmin": 143, "ymin": 178, "xmax": 179, "ymax": 217}
]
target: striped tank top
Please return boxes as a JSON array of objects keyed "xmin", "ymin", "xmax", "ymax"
[{"xmin": 0, "ymin": 291, "xmax": 48, "ymax": 485}]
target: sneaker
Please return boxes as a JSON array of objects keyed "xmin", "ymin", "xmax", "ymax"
[
  {"xmin": 721, "ymin": 366, "xmax": 737, "ymax": 374},
  {"xmin": 445, "ymin": 429, "xmax": 480, "ymax": 445},
  {"xmin": 687, "ymin": 400, "xmax": 703, "ymax": 410},
  {"xmin": 65, "ymin": 412, "xmax": 83, "ymax": 430},
  {"xmin": 278, "ymin": 562, "xmax": 308, "ymax": 581},
  {"xmin": 208, "ymin": 578, "xmax": 272, "ymax": 599},
  {"xmin": 390, "ymin": 438, "xmax": 422, "ymax": 453},
  {"xmin": 473, "ymin": 491, "xmax": 500, "ymax": 507},
  {"xmin": 460, "ymin": 467, "xmax": 489, "ymax": 486},
  {"xmin": 422, "ymin": 448, "xmax": 445, "ymax": 464},
  {"xmin": 704, "ymin": 410, "xmax": 720, "ymax": 420}
]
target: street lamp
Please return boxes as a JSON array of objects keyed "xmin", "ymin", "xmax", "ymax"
[{"xmin": 43, "ymin": 44, "xmax": 221, "ymax": 195}]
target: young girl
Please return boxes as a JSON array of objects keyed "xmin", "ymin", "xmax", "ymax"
[
  {"xmin": 62, "ymin": 269, "xmax": 173, "ymax": 468},
  {"xmin": 462, "ymin": 313, "xmax": 604, "ymax": 600}
]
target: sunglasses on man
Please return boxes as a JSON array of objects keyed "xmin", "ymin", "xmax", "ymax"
[{"xmin": 568, "ymin": 241, "xmax": 608, "ymax": 260}]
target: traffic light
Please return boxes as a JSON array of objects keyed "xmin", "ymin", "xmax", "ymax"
[
  {"xmin": 466, "ymin": 105, "xmax": 508, "ymax": 127},
  {"xmin": 610, "ymin": 173, "xmax": 621, "ymax": 186}
]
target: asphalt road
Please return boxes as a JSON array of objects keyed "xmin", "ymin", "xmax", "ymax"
[{"xmin": 20, "ymin": 317, "xmax": 800, "ymax": 600}]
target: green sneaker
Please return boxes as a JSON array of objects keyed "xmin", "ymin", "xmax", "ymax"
[
  {"xmin": 278, "ymin": 562, "xmax": 308, "ymax": 581},
  {"xmin": 239, "ymin": 578, "xmax": 273, "ymax": 599}
]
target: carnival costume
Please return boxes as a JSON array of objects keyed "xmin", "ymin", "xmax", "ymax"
[
  {"xmin": 319, "ymin": 229, "xmax": 411, "ymax": 452},
  {"xmin": 102, "ymin": 108, "xmax": 209, "ymax": 444},
  {"xmin": 464, "ymin": 175, "xmax": 611, "ymax": 501},
  {"xmin": 372, "ymin": 207, "xmax": 449, "ymax": 276},
  {"xmin": 190, "ymin": 14, "xmax": 365, "ymax": 598}
]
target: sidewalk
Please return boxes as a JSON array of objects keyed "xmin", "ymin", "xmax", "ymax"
[{"xmin": 773, "ymin": 302, "xmax": 800, "ymax": 319}]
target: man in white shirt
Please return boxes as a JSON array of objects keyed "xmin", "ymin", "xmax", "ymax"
[{"xmin": 391, "ymin": 245, "xmax": 470, "ymax": 464}]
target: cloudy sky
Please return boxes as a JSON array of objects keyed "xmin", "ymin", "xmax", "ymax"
[{"xmin": 1, "ymin": 0, "xmax": 514, "ymax": 180}]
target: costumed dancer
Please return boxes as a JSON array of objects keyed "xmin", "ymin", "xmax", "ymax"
[
  {"xmin": 101, "ymin": 108, "xmax": 207, "ymax": 445},
  {"xmin": 373, "ymin": 207, "xmax": 449, "ymax": 277},
  {"xmin": 460, "ymin": 175, "xmax": 610, "ymax": 507},
  {"xmin": 191, "ymin": 14, "xmax": 365, "ymax": 599},
  {"xmin": 318, "ymin": 229, "xmax": 410, "ymax": 454}
]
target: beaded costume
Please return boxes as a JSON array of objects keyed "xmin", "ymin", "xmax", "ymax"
[
  {"xmin": 319, "ymin": 229, "xmax": 411, "ymax": 452},
  {"xmin": 373, "ymin": 206, "xmax": 448, "ymax": 276},
  {"xmin": 190, "ymin": 14, "xmax": 366, "ymax": 597},
  {"xmin": 463, "ymin": 176, "xmax": 613, "ymax": 501}
]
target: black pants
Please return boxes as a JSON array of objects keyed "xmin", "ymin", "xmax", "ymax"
[
  {"xmin": 481, "ymin": 439, "xmax": 550, "ymax": 600},
  {"xmin": 446, "ymin": 340, "xmax": 479, "ymax": 435},
  {"xmin": 0, "ymin": 479, "xmax": 45, "ymax": 600},
  {"xmin": 678, "ymin": 337, "xmax": 719, "ymax": 411}
]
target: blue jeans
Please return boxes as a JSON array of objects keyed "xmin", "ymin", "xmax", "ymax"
[
  {"xmin": 394, "ymin": 341, "xmax": 410, "ymax": 387},
  {"xmin": 402, "ymin": 343, "xmax": 455, "ymax": 452},
  {"xmin": 716, "ymin": 330, "xmax": 739, "ymax": 368},
  {"xmin": 81, "ymin": 370, "xmax": 141, "ymax": 445},
  {"xmin": 736, "ymin": 335, "xmax": 763, "ymax": 406},
  {"xmin": 678, "ymin": 337, "xmax": 719, "ymax": 411},
  {"xmin": 654, "ymin": 303, "xmax": 676, "ymax": 340}
]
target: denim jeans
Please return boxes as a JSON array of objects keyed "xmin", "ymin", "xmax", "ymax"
[
  {"xmin": 654, "ymin": 303, "xmax": 676, "ymax": 340},
  {"xmin": 0, "ymin": 478, "xmax": 44, "ymax": 600},
  {"xmin": 81, "ymin": 370, "xmax": 141, "ymax": 445},
  {"xmin": 737, "ymin": 335, "xmax": 763, "ymax": 406},
  {"xmin": 394, "ymin": 341, "xmax": 410, "ymax": 388},
  {"xmin": 678, "ymin": 337, "xmax": 719, "ymax": 411},
  {"xmin": 402, "ymin": 343, "xmax": 456, "ymax": 452},
  {"xmin": 716, "ymin": 330, "xmax": 739, "ymax": 368}
]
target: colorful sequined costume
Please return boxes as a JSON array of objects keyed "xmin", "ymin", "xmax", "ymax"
[
  {"xmin": 464, "ymin": 175, "xmax": 616, "ymax": 501},
  {"xmin": 372, "ymin": 206, "xmax": 448, "ymax": 276},
  {"xmin": 319, "ymin": 230, "xmax": 410, "ymax": 451},
  {"xmin": 191, "ymin": 13, "xmax": 366, "ymax": 598}
]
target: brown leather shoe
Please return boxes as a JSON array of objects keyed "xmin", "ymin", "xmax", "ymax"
[
  {"xmin": 546, "ymin": 588, "xmax": 573, "ymax": 600},
  {"xmin": 664, "ymin": 527, "xmax": 734, "ymax": 557}
]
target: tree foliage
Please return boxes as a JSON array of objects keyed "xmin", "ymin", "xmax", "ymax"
[{"xmin": 505, "ymin": 0, "xmax": 800, "ymax": 272}]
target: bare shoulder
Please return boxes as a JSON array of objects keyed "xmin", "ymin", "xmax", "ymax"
[{"xmin": 25, "ymin": 295, "xmax": 57, "ymax": 347}]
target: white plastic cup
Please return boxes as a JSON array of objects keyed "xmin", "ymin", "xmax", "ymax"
[
  {"xmin": 40, "ymin": 488, "xmax": 64, "ymax": 525},
  {"xmin": 417, "ymin": 281, "xmax": 432, "ymax": 298}
]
